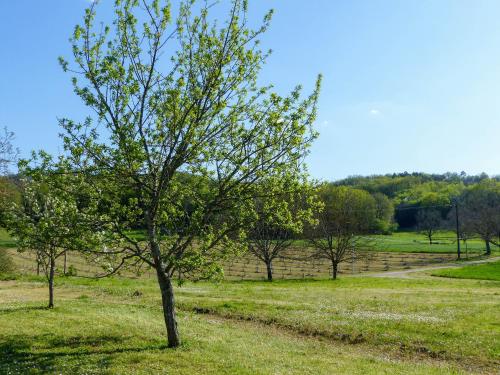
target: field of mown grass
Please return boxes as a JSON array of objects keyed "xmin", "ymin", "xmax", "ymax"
[
  {"xmin": 432, "ymin": 261, "xmax": 500, "ymax": 281},
  {"xmin": 367, "ymin": 231, "xmax": 493, "ymax": 254},
  {"xmin": 0, "ymin": 266, "xmax": 499, "ymax": 374}
]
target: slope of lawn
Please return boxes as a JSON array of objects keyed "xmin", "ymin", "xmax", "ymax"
[
  {"xmin": 366, "ymin": 231, "xmax": 491, "ymax": 254},
  {"xmin": 1, "ymin": 273, "xmax": 499, "ymax": 374},
  {"xmin": 432, "ymin": 260, "xmax": 500, "ymax": 281},
  {"xmin": 0, "ymin": 228, "xmax": 16, "ymax": 248}
]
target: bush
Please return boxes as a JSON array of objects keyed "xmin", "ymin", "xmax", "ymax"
[
  {"xmin": 66, "ymin": 264, "xmax": 77, "ymax": 277},
  {"xmin": 0, "ymin": 249, "xmax": 15, "ymax": 274}
]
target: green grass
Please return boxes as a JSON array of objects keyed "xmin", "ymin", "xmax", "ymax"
[
  {"xmin": 1, "ymin": 272, "xmax": 499, "ymax": 374},
  {"xmin": 432, "ymin": 261, "xmax": 500, "ymax": 281},
  {"xmin": 0, "ymin": 228, "xmax": 17, "ymax": 248},
  {"xmin": 2, "ymin": 227, "xmax": 496, "ymax": 255},
  {"xmin": 366, "ymin": 231, "xmax": 492, "ymax": 254},
  {"xmin": 276, "ymin": 231, "xmax": 493, "ymax": 254}
]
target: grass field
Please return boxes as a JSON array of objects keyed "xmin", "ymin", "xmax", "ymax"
[
  {"xmin": 128, "ymin": 228, "xmax": 495, "ymax": 255},
  {"xmin": 0, "ymin": 269, "xmax": 498, "ymax": 374},
  {"xmin": 2, "ymin": 227, "xmax": 496, "ymax": 281},
  {"xmin": 367, "ymin": 231, "xmax": 493, "ymax": 254},
  {"xmin": 432, "ymin": 261, "xmax": 500, "ymax": 281}
]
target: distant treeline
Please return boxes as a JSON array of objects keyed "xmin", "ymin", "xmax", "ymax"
[
  {"xmin": 2, "ymin": 171, "xmax": 498, "ymax": 232},
  {"xmin": 334, "ymin": 172, "xmax": 500, "ymax": 229}
]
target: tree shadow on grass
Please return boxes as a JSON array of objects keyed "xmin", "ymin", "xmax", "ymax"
[
  {"xmin": 0, "ymin": 334, "xmax": 169, "ymax": 374},
  {"xmin": 0, "ymin": 305, "xmax": 49, "ymax": 315}
]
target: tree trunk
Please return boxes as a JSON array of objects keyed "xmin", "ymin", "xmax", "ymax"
[
  {"xmin": 147, "ymin": 213, "xmax": 181, "ymax": 348},
  {"xmin": 63, "ymin": 251, "xmax": 67, "ymax": 275},
  {"xmin": 332, "ymin": 261, "xmax": 338, "ymax": 280},
  {"xmin": 265, "ymin": 260, "xmax": 273, "ymax": 281},
  {"xmin": 155, "ymin": 267, "xmax": 180, "ymax": 348},
  {"xmin": 485, "ymin": 240, "xmax": 491, "ymax": 255},
  {"xmin": 48, "ymin": 256, "xmax": 55, "ymax": 309}
]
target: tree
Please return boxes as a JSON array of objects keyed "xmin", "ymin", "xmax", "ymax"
[
  {"xmin": 59, "ymin": 0, "xmax": 320, "ymax": 347},
  {"xmin": 247, "ymin": 178, "xmax": 317, "ymax": 281},
  {"xmin": 308, "ymin": 185, "xmax": 376, "ymax": 279},
  {"xmin": 0, "ymin": 127, "xmax": 19, "ymax": 225},
  {"xmin": 0, "ymin": 127, "xmax": 17, "ymax": 175},
  {"xmin": 6, "ymin": 153, "xmax": 104, "ymax": 308},
  {"xmin": 371, "ymin": 192, "xmax": 395, "ymax": 233},
  {"xmin": 460, "ymin": 180, "xmax": 500, "ymax": 255},
  {"xmin": 415, "ymin": 209, "xmax": 442, "ymax": 245}
]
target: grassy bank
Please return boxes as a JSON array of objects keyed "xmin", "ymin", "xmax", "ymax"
[
  {"xmin": 432, "ymin": 261, "xmax": 500, "ymax": 281},
  {"xmin": 1, "ymin": 271, "xmax": 498, "ymax": 374}
]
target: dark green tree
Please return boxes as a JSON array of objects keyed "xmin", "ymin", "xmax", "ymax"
[{"xmin": 460, "ymin": 180, "xmax": 500, "ymax": 255}]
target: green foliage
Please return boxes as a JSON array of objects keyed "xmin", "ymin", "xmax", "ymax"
[
  {"xmin": 0, "ymin": 248, "xmax": 14, "ymax": 274},
  {"xmin": 60, "ymin": 0, "xmax": 321, "ymax": 278},
  {"xmin": 247, "ymin": 177, "xmax": 320, "ymax": 280},
  {"xmin": 309, "ymin": 185, "xmax": 380, "ymax": 278},
  {"xmin": 4, "ymin": 152, "xmax": 109, "ymax": 306},
  {"xmin": 59, "ymin": 0, "xmax": 321, "ymax": 345},
  {"xmin": 6, "ymin": 153, "xmax": 107, "ymax": 259},
  {"xmin": 66, "ymin": 264, "xmax": 78, "ymax": 277}
]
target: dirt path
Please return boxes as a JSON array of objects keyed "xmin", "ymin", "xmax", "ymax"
[{"xmin": 357, "ymin": 256, "xmax": 500, "ymax": 278}]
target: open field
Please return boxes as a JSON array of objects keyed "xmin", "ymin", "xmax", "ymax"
[
  {"xmin": 0, "ymin": 266, "xmax": 499, "ymax": 374},
  {"xmin": 127, "ymin": 229, "xmax": 495, "ymax": 254},
  {"xmin": 2, "ymin": 227, "xmax": 496, "ymax": 281},
  {"xmin": 2, "ymin": 244, "xmax": 462, "ymax": 280},
  {"xmin": 432, "ymin": 261, "xmax": 500, "ymax": 281},
  {"xmin": 368, "ymin": 231, "xmax": 493, "ymax": 254}
]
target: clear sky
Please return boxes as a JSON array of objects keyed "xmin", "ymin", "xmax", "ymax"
[{"xmin": 1, "ymin": 0, "xmax": 499, "ymax": 181}]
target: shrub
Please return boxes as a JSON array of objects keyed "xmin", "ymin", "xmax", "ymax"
[{"xmin": 0, "ymin": 249, "xmax": 15, "ymax": 274}]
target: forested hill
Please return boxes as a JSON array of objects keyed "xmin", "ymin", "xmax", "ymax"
[
  {"xmin": 334, "ymin": 172, "xmax": 500, "ymax": 228},
  {"xmin": 335, "ymin": 172, "xmax": 499, "ymax": 198}
]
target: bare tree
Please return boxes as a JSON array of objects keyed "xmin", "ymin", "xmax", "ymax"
[
  {"xmin": 0, "ymin": 127, "xmax": 17, "ymax": 175},
  {"xmin": 460, "ymin": 181, "xmax": 500, "ymax": 255},
  {"xmin": 416, "ymin": 209, "xmax": 442, "ymax": 245}
]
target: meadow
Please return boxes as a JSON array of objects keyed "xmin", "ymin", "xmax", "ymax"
[
  {"xmin": 432, "ymin": 261, "xmax": 500, "ymax": 281},
  {"xmin": 0, "ymin": 263, "xmax": 499, "ymax": 374}
]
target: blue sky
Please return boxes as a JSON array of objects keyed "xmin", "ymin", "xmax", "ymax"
[{"xmin": 1, "ymin": 0, "xmax": 499, "ymax": 181}]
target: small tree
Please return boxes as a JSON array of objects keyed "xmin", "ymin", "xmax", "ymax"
[
  {"xmin": 247, "ymin": 178, "xmax": 317, "ymax": 281},
  {"xmin": 416, "ymin": 209, "xmax": 442, "ymax": 245},
  {"xmin": 460, "ymin": 180, "xmax": 500, "ymax": 255},
  {"xmin": 308, "ymin": 185, "xmax": 376, "ymax": 279},
  {"xmin": 59, "ymin": 0, "xmax": 320, "ymax": 346},
  {"xmin": 0, "ymin": 127, "xmax": 19, "ymax": 225},
  {"xmin": 0, "ymin": 127, "xmax": 17, "ymax": 175},
  {"xmin": 6, "ymin": 154, "xmax": 104, "ymax": 308}
]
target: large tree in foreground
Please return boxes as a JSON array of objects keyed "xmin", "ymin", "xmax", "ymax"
[{"xmin": 59, "ymin": 0, "xmax": 320, "ymax": 347}]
